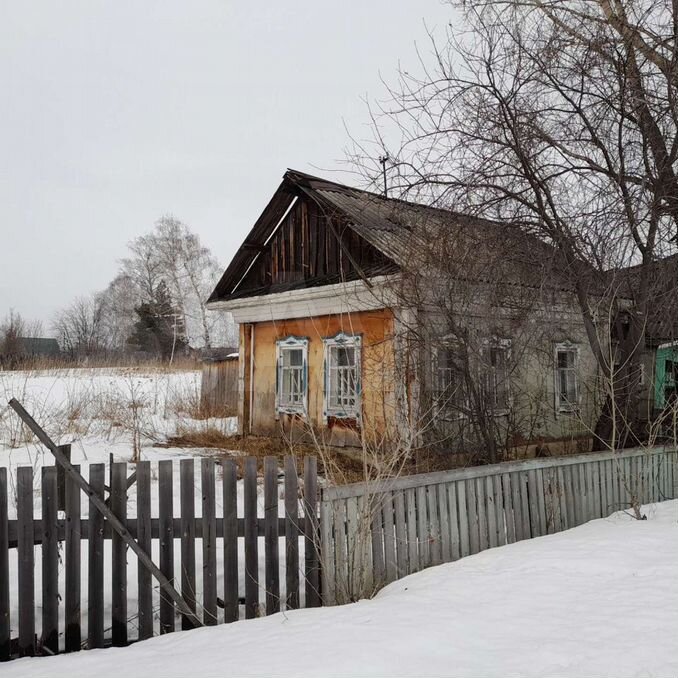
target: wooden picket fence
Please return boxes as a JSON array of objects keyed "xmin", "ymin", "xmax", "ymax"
[
  {"xmin": 0, "ymin": 455, "xmax": 320, "ymax": 661},
  {"xmin": 320, "ymin": 446, "xmax": 678, "ymax": 605}
]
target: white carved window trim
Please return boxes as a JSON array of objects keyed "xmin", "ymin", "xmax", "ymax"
[
  {"xmin": 323, "ymin": 333, "xmax": 362, "ymax": 420},
  {"xmin": 276, "ymin": 336, "xmax": 308, "ymax": 416},
  {"xmin": 555, "ymin": 342, "xmax": 580, "ymax": 414}
]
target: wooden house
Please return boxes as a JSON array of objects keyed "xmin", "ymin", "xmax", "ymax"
[{"xmin": 207, "ymin": 169, "xmax": 623, "ymax": 453}]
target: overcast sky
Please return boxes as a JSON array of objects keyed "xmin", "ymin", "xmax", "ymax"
[{"xmin": 0, "ymin": 1, "xmax": 453, "ymax": 332}]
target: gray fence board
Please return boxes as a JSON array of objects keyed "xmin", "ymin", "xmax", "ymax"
[
  {"xmin": 0, "ymin": 469, "xmax": 8, "ymax": 662},
  {"xmin": 319, "ymin": 447, "xmax": 677, "ymax": 605},
  {"xmin": 87, "ymin": 464, "xmax": 105, "ymax": 650},
  {"xmin": 136, "ymin": 462, "xmax": 153, "ymax": 640},
  {"xmin": 41, "ymin": 467, "xmax": 59, "ymax": 655},
  {"xmin": 202, "ymin": 459, "xmax": 218, "ymax": 625}
]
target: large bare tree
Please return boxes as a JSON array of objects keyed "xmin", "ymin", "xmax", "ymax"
[{"xmin": 351, "ymin": 0, "xmax": 678, "ymax": 450}]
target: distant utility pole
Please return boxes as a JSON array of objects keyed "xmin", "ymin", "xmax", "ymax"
[{"xmin": 379, "ymin": 154, "xmax": 389, "ymax": 198}]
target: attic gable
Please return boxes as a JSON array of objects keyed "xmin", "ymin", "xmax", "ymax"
[{"xmin": 208, "ymin": 175, "xmax": 397, "ymax": 303}]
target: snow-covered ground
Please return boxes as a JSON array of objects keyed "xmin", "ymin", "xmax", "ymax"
[
  {"xmin": 5, "ymin": 499, "xmax": 676, "ymax": 678},
  {"xmin": 0, "ymin": 367, "xmax": 305, "ymax": 639}
]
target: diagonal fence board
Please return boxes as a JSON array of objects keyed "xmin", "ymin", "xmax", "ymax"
[
  {"xmin": 8, "ymin": 398, "xmax": 202, "ymax": 629},
  {"xmin": 2, "ymin": 399, "xmax": 320, "ymax": 662}
]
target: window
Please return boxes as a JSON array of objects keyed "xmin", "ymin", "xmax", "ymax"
[
  {"xmin": 484, "ymin": 342, "xmax": 511, "ymax": 413},
  {"xmin": 555, "ymin": 344, "xmax": 579, "ymax": 412},
  {"xmin": 323, "ymin": 333, "xmax": 361, "ymax": 419},
  {"xmin": 276, "ymin": 337, "xmax": 308, "ymax": 414},
  {"xmin": 433, "ymin": 347, "xmax": 466, "ymax": 416}
]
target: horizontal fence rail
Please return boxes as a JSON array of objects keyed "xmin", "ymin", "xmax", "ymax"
[
  {"xmin": 320, "ymin": 446, "xmax": 678, "ymax": 605},
  {"xmin": 0, "ymin": 455, "xmax": 321, "ymax": 662}
]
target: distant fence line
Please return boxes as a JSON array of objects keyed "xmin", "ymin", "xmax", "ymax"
[
  {"xmin": 0, "ymin": 455, "xmax": 320, "ymax": 661},
  {"xmin": 320, "ymin": 446, "xmax": 678, "ymax": 605}
]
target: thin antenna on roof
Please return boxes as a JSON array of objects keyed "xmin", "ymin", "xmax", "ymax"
[{"xmin": 378, "ymin": 154, "xmax": 389, "ymax": 198}]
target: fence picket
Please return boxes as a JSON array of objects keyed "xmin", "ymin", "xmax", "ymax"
[
  {"xmin": 447, "ymin": 483, "xmax": 461, "ymax": 560},
  {"xmin": 526, "ymin": 470, "xmax": 539, "ymax": 537},
  {"xmin": 467, "ymin": 479, "xmax": 479, "ymax": 554},
  {"xmin": 370, "ymin": 495, "xmax": 385, "ymax": 589},
  {"xmin": 457, "ymin": 481, "xmax": 470, "ymax": 557},
  {"xmin": 485, "ymin": 476, "xmax": 497, "ymax": 548},
  {"xmin": 87, "ymin": 464, "xmax": 105, "ymax": 649},
  {"xmin": 382, "ymin": 492, "xmax": 397, "ymax": 582},
  {"xmin": 222, "ymin": 459, "xmax": 239, "ymax": 622},
  {"xmin": 476, "ymin": 477, "xmax": 489, "ymax": 551},
  {"xmin": 509, "ymin": 472, "xmax": 523, "ymax": 541},
  {"xmin": 416, "ymin": 485, "xmax": 429, "ymax": 567},
  {"xmin": 501, "ymin": 473, "xmax": 515, "ymax": 544},
  {"xmin": 41, "ymin": 467, "xmax": 59, "ymax": 655},
  {"xmin": 202, "ymin": 458, "xmax": 218, "ymax": 625},
  {"xmin": 405, "ymin": 488, "xmax": 418, "ymax": 571},
  {"xmin": 427, "ymin": 486, "xmax": 442, "ymax": 566},
  {"xmin": 284, "ymin": 457, "xmax": 299, "ymax": 610},
  {"xmin": 264, "ymin": 457, "xmax": 280, "ymax": 616},
  {"xmin": 304, "ymin": 457, "xmax": 320, "ymax": 608},
  {"xmin": 345, "ymin": 497, "xmax": 360, "ymax": 595},
  {"xmin": 319, "ymin": 500, "xmax": 335, "ymax": 605},
  {"xmin": 0, "ymin": 469, "xmax": 8, "ymax": 662},
  {"xmin": 111, "ymin": 462, "xmax": 128, "ymax": 646},
  {"xmin": 556, "ymin": 467, "xmax": 568, "ymax": 531},
  {"xmin": 17, "ymin": 466, "xmax": 34, "ymax": 657},
  {"xmin": 136, "ymin": 461, "xmax": 153, "ymax": 640},
  {"xmin": 66, "ymin": 476, "xmax": 86, "ymax": 647},
  {"xmin": 493, "ymin": 474, "xmax": 506, "ymax": 546},
  {"xmin": 334, "ymin": 500, "xmax": 348, "ymax": 603},
  {"xmin": 158, "ymin": 460, "xmax": 174, "ymax": 635},
  {"xmin": 393, "ymin": 490, "xmax": 408, "ymax": 577},
  {"xmin": 243, "ymin": 457, "xmax": 259, "ymax": 619},
  {"xmin": 437, "ymin": 483, "xmax": 451, "ymax": 561},
  {"xmin": 180, "ymin": 459, "xmax": 196, "ymax": 630}
]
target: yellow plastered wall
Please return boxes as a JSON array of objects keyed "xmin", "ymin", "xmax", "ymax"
[{"xmin": 245, "ymin": 309, "xmax": 395, "ymax": 443}]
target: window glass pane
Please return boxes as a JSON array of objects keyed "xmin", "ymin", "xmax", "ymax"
[
  {"xmin": 284, "ymin": 348, "xmax": 302, "ymax": 367},
  {"xmin": 326, "ymin": 342, "xmax": 359, "ymax": 414}
]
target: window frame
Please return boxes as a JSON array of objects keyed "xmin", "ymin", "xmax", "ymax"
[
  {"xmin": 554, "ymin": 342, "xmax": 580, "ymax": 414},
  {"xmin": 482, "ymin": 338, "xmax": 512, "ymax": 416},
  {"xmin": 323, "ymin": 332, "xmax": 362, "ymax": 420},
  {"xmin": 432, "ymin": 344, "xmax": 468, "ymax": 420},
  {"xmin": 275, "ymin": 336, "xmax": 309, "ymax": 416}
]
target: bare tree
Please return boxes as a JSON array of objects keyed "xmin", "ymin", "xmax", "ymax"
[
  {"xmin": 350, "ymin": 0, "xmax": 678, "ymax": 450},
  {"xmin": 122, "ymin": 216, "xmax": 234, "ymax": 349},
  {"xmin": 53, "ymin": 295, "xmax": 105, "ymax": 360}
]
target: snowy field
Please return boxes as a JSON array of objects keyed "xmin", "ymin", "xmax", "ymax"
[{"xmin": 4, "ymin": 499, "xmax": 677, "ymax": 678}]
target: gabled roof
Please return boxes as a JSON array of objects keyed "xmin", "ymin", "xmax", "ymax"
[{"xmin": 208, "ymin": 169, "xmax": 591, "ymax": 304}]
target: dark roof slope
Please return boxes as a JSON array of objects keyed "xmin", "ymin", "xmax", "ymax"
[
  {"xmin": 608, "ymin": 254, "xmax": 678, "ymax": 344},
  {"xmin": 209, "ymin": 169, "xmax": 593, "ymax": 303}
]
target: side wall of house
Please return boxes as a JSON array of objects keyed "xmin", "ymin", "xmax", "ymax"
[{"xmin": 244, "ymin": 309, "xmax": 396, "ymax": 445}]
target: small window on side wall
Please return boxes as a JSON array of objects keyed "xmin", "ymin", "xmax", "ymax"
[
  {"xmin": 323, "ymin": 333, "xmax": 361, "ymax": 419},
  {"xmin": 276, "ymin": 336, "xmax": 308, "ymax": 415},
  {"xmin": 555, "ymin": 343, "xmax": 579, "ymax": 412},
  {"xmin": 482, "ymin": 339, "xmax": 512, "ymax": 414},
  {"xmin": 433, "ymin": 346, "xmax": 466, "ymax": 417}
]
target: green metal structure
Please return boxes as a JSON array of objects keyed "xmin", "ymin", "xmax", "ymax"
[{"xmin": 654, "ymin": 342, "xmax": 678, "ymax": 409}]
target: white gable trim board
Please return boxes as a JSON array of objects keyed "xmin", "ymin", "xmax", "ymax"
[{"xmin": 206, "ymin": 275, "xmax": 398, "ymax": 323}]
